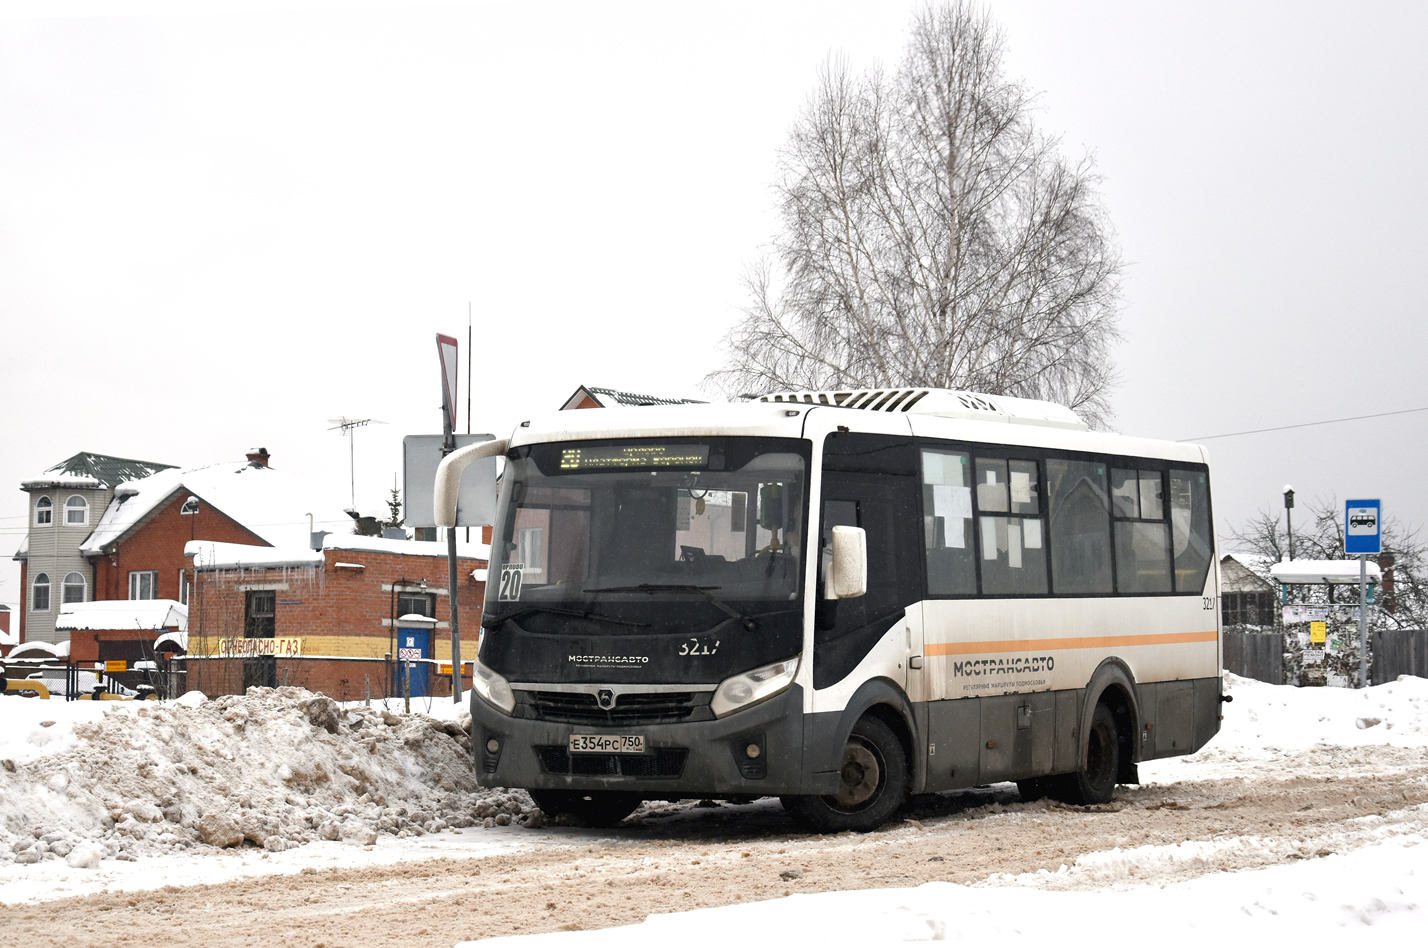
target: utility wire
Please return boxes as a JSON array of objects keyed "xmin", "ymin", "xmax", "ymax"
[{"xmin": 1180, "ymin": 406, "xmax": 1428, "ymax": 442}]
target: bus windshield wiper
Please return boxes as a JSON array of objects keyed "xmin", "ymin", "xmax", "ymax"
[
  {"xmin": 585, "ymin": 584, "xmax": 759, "ymax": 632},
  {"xmin": 480, "ymin": 605, "xmax": 648, "ymax": 630}
]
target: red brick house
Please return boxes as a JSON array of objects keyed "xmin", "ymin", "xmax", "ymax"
[
  {"xmin": 79, "ymin": 448, "xmax": 345, "ymax": 610},
  {"xmin": 182, "ymin": 532, "xmax": 490, "ymax": 700}
]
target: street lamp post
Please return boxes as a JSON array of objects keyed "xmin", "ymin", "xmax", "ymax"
[{"xmin": 1283, "ymin": 485, "xmax": 1295, "ymax": 561}]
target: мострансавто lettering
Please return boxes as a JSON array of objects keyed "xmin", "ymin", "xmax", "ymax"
[{"xmin": 952, "ymin": 656, "xmax": 1055, "ymax": 677}]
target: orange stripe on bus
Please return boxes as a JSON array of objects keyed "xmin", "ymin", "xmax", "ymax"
[{"xmin": 923, "ymin": 629, "xmax": 1218, "ymax": 657}]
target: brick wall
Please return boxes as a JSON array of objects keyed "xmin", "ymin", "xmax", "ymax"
[{"xmin": 185, "ymin": 539, "xmax": 488, "ymax": 699}]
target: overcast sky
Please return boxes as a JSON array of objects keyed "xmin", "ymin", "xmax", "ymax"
[{"xmin": 3, "ymin": 0, "xmax": 1426, "ymax": 614}]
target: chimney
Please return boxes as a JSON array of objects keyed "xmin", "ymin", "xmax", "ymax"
[{"xmin": 246, "ymin": 447, "xmax": 271, "ymax": 468}]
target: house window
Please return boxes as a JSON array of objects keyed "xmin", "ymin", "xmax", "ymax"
[
  {"xmin": 243, "ymin": 591, "xmax": 277, "ymax": 690},
  {"xmin": 178, "ymin": 569, "xmax": 190, "ymax": 606},
  {"xmin": 397, "ymin": 591, "xmax": 436, "ymax": 618},
  {"xmin": 63, "ymin": 572, "xmax": 87, "ymax": 604},
  {"xmin": 32, "ymin": 573, "xmax": 51, "ymax": 612},
  {"xmin": 245, "ymin": 590, "xmax": 276, "ymax": 638},
  {"xmin": 65, "ymin": 495, "xmax": 89, "ymax": 526},
  {"xmin": 35, "ymin": 496, "xmax": 52, "ymax": 525},
  {"xmin": 129, "ymin": 570, "xmax": 158, "ymax": 600}
]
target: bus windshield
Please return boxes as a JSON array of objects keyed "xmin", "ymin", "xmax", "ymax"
[{"xmin": 486, "ymin": 437, "xmax": 808, "ymax": 627}]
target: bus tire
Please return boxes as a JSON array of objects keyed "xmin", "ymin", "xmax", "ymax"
[
  {"xmin": 527, "ymin": 790, "xmax": 642, "ymax": 828},
  {"xmin": 781, "ymin": 715, "xmax": 907, "ymax": 833},
  {"xmin": 1055, "ymin": 702, "xmax": 1120, "ymax": 806}
]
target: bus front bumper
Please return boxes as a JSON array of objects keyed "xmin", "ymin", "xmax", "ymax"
[{"xmin": 470, "ymin": 684, "xmax": 810, "ymax": 797}]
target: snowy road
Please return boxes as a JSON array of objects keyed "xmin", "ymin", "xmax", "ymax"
[
  {"xmin": 1, "ymin": 674, "xmax": 1426, "ymax": 944},
  {"xmin": 1, "ymin": 746, "xmax": 1425, "ymax": 944}
]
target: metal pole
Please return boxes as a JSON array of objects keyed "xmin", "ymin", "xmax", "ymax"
[
  {"xmin": 442, "ymin": 329, "xmax": 465, "ymax": 704},
  {"xmin": 1359, "ymin": 554, "xmax": 1369, "ymax": 689},
  {"xmin": 448, "ymin": 527, "xmax": 462, "ymax": 702}
]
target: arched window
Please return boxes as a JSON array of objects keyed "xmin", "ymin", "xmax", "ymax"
[
  {"xmin": 35, "ymin": 496, "xmax": 52, "ymax": 525},
  {"xmin": 65, "ymin": 495, "xmax": 89, "ymax": 526},
  {"xmin": 32, "ymin": 573, "xmax": 50, "ymax": 612},
  {"xmin": 63, "ymin": 571, "xmax": 87, "ymax": 604}
]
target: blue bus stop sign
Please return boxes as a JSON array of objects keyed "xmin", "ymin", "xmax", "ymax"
[{"xmin": 1345, "ymin": 499, "xmax": 1381, "ymax": 555}]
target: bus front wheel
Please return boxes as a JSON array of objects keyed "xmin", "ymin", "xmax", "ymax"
[
  {"xmin": 527, "ymin": 790, "xmax": 642, "ymax": 828},
  {"xmin": 781, "ymin": 715, "xmax": 908, "ymax": 833}
]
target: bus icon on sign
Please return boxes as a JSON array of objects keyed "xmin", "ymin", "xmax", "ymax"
[{"xmin": 1347, "ymin": 508, "xmax": 1378, "ymax": 533}]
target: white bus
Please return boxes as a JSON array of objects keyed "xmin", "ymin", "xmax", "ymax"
[{"xmin": 436, "ymin": 389, "xmax": 1222, "ymax": 831}]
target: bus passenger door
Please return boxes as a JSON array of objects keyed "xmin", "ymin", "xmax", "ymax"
[{"xmin": 814, "ymin": 434, "xmax": 922, "ymax": 697}]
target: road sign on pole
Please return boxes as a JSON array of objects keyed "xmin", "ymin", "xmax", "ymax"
[
  {"xmin": 1345, "ymin": 498, "xmax": 1381, "ymax": 690},
  {"xmin": 437, "ymin": 334, "xmax": 459, "ymax": 432},
  {"xmin": 436, "ymin": 332, "xmax": 463, "ymax": 704},
  {"xmin": 1344, "ymin": 499, "xmax": 1381, "ymax": 555}
]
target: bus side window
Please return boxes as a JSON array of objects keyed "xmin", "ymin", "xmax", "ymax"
[
  {"xmin": 1112, "ymin": 468, "xmax": 1172, "ymax": 593},
  {"xmin": 1046, "ymin": 458, "xmax": 1113, "ymax": 594},
  {"xmin": 1170, "ymin": 470, "xmax": 1213, "ymax": 593},
  {"xmin": 921, "ymin": 448, "xmax": 975, "ymax": 595},
  {"xmin": 973, "ymin": 457, "xmax": 1048, "ymax": 595}
]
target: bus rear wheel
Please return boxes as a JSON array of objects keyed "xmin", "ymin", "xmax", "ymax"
[
  {"xmin": 1053, "ymin": 701, "xmax": 1120, "ymax": 806},
  {"xmin": 781, "ymin": 715, "xmax": 907, "ymax": 833},
  {"xmin": 527, "ymin": 790, "xmax": 642, "ymax": 828}
]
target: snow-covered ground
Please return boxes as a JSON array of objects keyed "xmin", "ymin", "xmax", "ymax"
[
  {"xmin": 466, "ymin": 834, "xmax": 1425, "ymax": 945},
  {"xmin": 2, "ymin": 674, "xmax": 1426, "ymax": 944}
]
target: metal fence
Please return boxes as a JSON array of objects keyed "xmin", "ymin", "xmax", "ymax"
[
  {"xmin": 1370, "ymin": 628, "xmax": 1428, "ymax": 684},
  {"xmin": 1223, "ymin": 632, "xmax": 1283, "ymax": 685}
]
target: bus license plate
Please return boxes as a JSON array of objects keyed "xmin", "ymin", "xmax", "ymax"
[{"xmin": 568, "ymin": 734, "xmax": 645, "ymax": 754}]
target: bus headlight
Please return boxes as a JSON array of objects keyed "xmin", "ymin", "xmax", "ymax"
[
  {"xmin": 472, "ymin": 660, "xmax": 515, "ymax": 715},
  {"xmin": 711, "ymin": 657, "xmax": 799, "ymax": 718}
]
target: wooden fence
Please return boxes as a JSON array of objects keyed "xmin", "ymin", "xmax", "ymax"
[
  {"xmin": 1371, "ymin": 628, "xmax": 1428, "ymax": 684},
  {"xmin": 1223, "ymin": 632, "xmax": 1283, "ymax": 685}
]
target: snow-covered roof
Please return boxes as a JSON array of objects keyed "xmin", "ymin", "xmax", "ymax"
[
  {"xmin": 562, "ymin": 385, "xmax": 707, "ymax": 410},
  {"xmin": 187, "ymin": 540, "xmax": 324, "ymax": 571},
  {"xmin": 323, "ymin": 533, "xmax": 490, "ymax": 561},
  {"xmin": 13, "ymin": 535, "xmax": 28, "ymax": 561},
  {"xmin": 20, "ymin": 474, "xmax": 103, "ymax": 490},
  {"xmin": 55, "ymin": 600, "xmax": 188, "ymax": 632},
  {"xmin": 154, "ymin": 630, "xmax": 188, "ymax": 653},
  {"xmin": 7, "ymin": 640, "xmax": 69, "ymax": 659},
  {"xmin": 1270, "ymin": 559, "xmax": 1383, "ymax": 585},
  {"xmin": 82, "ymin": 460, "xmax": 349, "ymax": 556}
]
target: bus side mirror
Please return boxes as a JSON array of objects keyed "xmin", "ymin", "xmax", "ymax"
[{"xmin": 826, "ymin": 526, "xmax": 867, "ymax": 600}]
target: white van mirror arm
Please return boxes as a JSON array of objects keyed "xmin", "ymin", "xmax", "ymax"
[{"xmin": 433, "ymin": 439, "xmax": 508, "ymax": 528}]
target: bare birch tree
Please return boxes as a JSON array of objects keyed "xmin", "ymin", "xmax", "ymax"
[{"xmin": 710, "ymin": 2, "xmax": 1123, "ymax": 427}]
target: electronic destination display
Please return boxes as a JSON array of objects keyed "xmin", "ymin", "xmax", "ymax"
[{"xmin": 559, "ymin": 444, "xmax": 711, "ymax": 471}]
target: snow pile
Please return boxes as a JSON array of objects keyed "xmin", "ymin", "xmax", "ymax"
[
  {"xmin": 1215, "ymin": 672, "xmax": 1428, "ymax": 750},
  {"xmin": 0, "ymin": 688, "xmax": 537, "ymax": 868}
]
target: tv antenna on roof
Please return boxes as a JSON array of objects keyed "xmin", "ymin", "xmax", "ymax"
[{"xmin": 328, "ymin": 417, "xmax": 386, "ymax": 508}]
